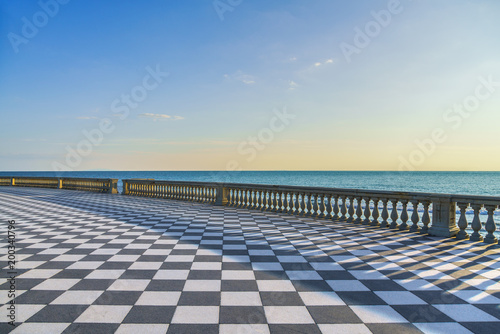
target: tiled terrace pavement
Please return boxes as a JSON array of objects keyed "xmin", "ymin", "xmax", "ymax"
[{"xmin": 0, "ymin": 187, "xmax": 499, "ymax": 334}]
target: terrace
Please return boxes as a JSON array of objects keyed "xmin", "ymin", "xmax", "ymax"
[{"xmin": 1, "ymin": 178, "xmax": 499, "ymax": 333}]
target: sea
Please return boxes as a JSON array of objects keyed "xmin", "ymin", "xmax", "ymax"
[{"xmin": 1, "ymin": 171, "xmax": 499, "ymax": 196}]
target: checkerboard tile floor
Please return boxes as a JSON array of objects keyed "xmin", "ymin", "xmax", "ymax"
[{"xmin": 0, "ymin": 187, "xmax": 499, "ymax": 334}]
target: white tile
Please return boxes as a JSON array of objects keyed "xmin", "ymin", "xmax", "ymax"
[
  {"xmin": 252, "ymin": 262, "xmax": 283, "ymax": 271},
  {"xmin": 85, "ymin": 270, "xmax": 125, "ymax": 279},
  {"xmin": 136, "ymin": 291, "xmax": 181, "ymax": 306},
  {"xmin": 310, "ymin": 262, "xmax": 345, "ymax": 271},
  {"xmin": 51, "ymin": 290, "xmax": 103, "ymax": 304},
  {"xmin": 107, "ymin": 279, "xmax": 150, "ymax": 291},
  {"xmin": 433, "ymin": 304, "xmax": 498, "ymax": 322},
  {"xmin": 299, "ymin": 291, "xmax": 345, "ymax": 306},
  {"xmin": 277, "ymin": 256, "xmax": 307, "ymax": 263},
  {"xmin": 264, "ymin": 306, "xmax": 314, "ymax": 324},
  {"xmin": 153, "ymin": 270, "xmax": 190, "ymax": 280},
  {"xmin": 462, "ymin": 279, "xmax": 500, "ymax": 291},
  {"xmin": 191, "ymin": 262, "xmax": 222, "ymax": 270},
  {"xmin": 0, "ymin": 304, "xmax": 44, "ymax": 322},
  {"xmin": 165, "ymin": 255, "xmax": 195, "ymax": 262},
  {"xmin": 367, "ymin": 262, "xmax": 404, "ymax": 271},
  {"xmin": 248, "ymin": 250, "xmax": 275, "ymax": 256},
  {"xmin": 375, "ymin": 291, "xmax": 427, "ymax": 305},
  {"xmin": 51, "ymin": 254, "xmax": 86, "ymax": 262},
  {"xmin": 257, "ymin": 280, "xmax": 296, "ymax": 292},
  {"xmin": 115, "ymin": 324, "xmax": 169, "ymax": 334},
  {"xmin": 220, "ymin": 324, "xmax": 270, "ymax": 334},
  {"xmin": 183, "ymin": 280, "xmax": 221, "ymax": 291},
  {"xmin": 75, "ymin": 305, "xmax": 132, "ymax": 323},
  {"xmin": 66, "ymin": 261, "xmax": 104, "ymax": 270},
  {"xmin": 171, "ymin": 306, "xmax": 219, "ymax": 324},
  {"xmin": 17, "ymin": 269, "xmax": 61, "ymax": 279},
  {"xmin": 32, "ymin": 279, "xmax": 80, "ymax": 290},
  {"xmin": 128, "ymin": 262, "xmax": 162, "ymax": 270},
  {"xmin": 11, "ymin": 322, "xmax": 70, "ymax": 334},
  {"xmin": 350, "ymin": 305, "xmax": 408, "ymax": 323},
  {"xmin": 414, "ymin": 322, "xmax": 473, "ymax": 334},
  {"xmin": 221, "ymin": 292, "xmax": 262, "ymax": 306},
  {"xmin": 222, "ymin": 270, "xmax": 255, "ymax": 280},
  {"xmin": 286, "ymin": 270, "xmax": 323, "ymax": 280},
  {"xmin": 450, "ymin": 290, "xmax": 500, "ymax": 304},
  {"xmin": 142, "ymin": 249, "xmax": 171, "ymax": 256},
  {"xmin": 108, "ymin": 255, "xmax": 141, "ymax": 262},
  {"xmin": 326, "ymin": 280, "xmax": 369, "ymax": 291},
  {"xmin": 7, "ymin": 261, "xmax": 45, "ymax": 269},
  {"xmin": 91, "ymin": 248, "xmax": 121, "ymax": 255},
  {"xmin": 394, "ymin": 279, "xmax": 442, "ymax": 291},
  {"xmin": 412, "ymin": 270, "xmax": 454, "ymax": 280},
  {"xmin": 223, "ymin": 255, "xmax": 251, "ymax": 262},
  {"xmin": 349, "ymin": 270, "xmax": 388, "ymax": 280},
  {"xmin": 318, "ymin": 324, "xmax": 372, "ymax": 334}
]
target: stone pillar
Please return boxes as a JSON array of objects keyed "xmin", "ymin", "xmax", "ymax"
[
  {"xmin": 428, "ymin": 198, "xmax": 459, "ymax": 237},
  {"xmin": 215, "ymin": 185, "xmax": 229, "ymax": 206},
  {"xmin": 57, "ymin": 179, "xmax": 63, "ymax": 189},
  {"xmin": 122, "ymin": 180, "xmax": 130, "ymax": 195},
  {"xmin": 108, "ymin": 179, "xmax": 118, "ymax": 194},
  {"xmin": 11, "ymin": 178, "xmax": 15, "ymax": 186}
]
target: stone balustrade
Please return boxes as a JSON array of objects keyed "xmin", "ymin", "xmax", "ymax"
[
  {"xmin": 1, "ymin": 177, "xmax": 118, "ymax": 193},
  {"xmin": 2, "ymin": 177, "xmax": 499, "ymax": 244}
]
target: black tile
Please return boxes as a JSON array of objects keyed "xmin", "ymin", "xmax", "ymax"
[
  {"xmin": 37, "ymin": 262, "xmax": 73, "ymax": 269},
  {"xmin": 178, "ymin": 292, "xmax": 220, "ymax": 306},
  {"xmin": 187, "ymin": 270, "xmax": 222, "ymax": 280},
  {"xmin": 15, "ymin": 290, "xmax": 64, "ymax": 304},
  {"xmin": 119, "ymin": 270, "xmax": 156, "ymax": 279},
  {"xmin": 367, "ymin": 323, "xmax": 424, "ymax": 334},
  {"xmin": 317, "ymin": 271, "xmax": 356, "ymax": 280},
  {"xmin": 254, "ymin": 271, "xmax": 288, "ymax": 280},
  {"xmin": 337, "ymin": 291, "xmax": 387, "ymax": 305},
  {"xmin": 160, "ymin": 262, "xmax": 192, "ymax": 270},
  {"xmin": 269, "ymin": 324, "xmax": 321, "ymax": 334},
  {"xmin": 292, "ymin": 280, "xmax": 333, "ymax": 292},
  {"xmin": 220, "ymin": 306, "xmax": 266, "ymax": 324},
  {"xmin": 146, "ymin": 280, "xmax": 185, "ymax": 291},
  {"xmin": 412, "ymin": 291, "xmax": 467, "ymax": 304},
  {"xmin": 71, "ymin": 279, "xmax": 115, "ymax": 290},
  {"xmin": 123, "ymin": 306, "xmax": 175, "ymax": 323},
  {"xmin": 27, "ymin": 305, "xmax": 88, "ymax": 322},
  {"xmin": 222, "ymin": 280, "xmax": 259, "ymax": 291},
  {"xmin": 97, "ymin": 262, "xmax": 131, "ymax": 270},
  {"xmin": 167, "ymin": 324, "xmax": 219, "ymax": 334},
  {"xmin": 63, "ymin": 323, "xmax": 120, "ymax": 334},
  {"xmin": 307, "ymin": 305, "xmax": 363, "ymax": 324},
  {"xmin": 360, "ymin": 280, "xmax": 406, "ymax": 291},
  {"xmin": 53, "ymin": 269, "xmax": 93, "ymax": 279},
  {"xmin": 93, "ymin": 291, "xmax": 141, "ymax": 305},
  {"xmin": 260, "ymin": 292, "xmax": 304, "ymax": 306},
  {"xmin": 392, "ymin": 305, "xmax": 454, "ymax": 323},
  {"xmin": 475, "ymin": 304, "xmax": 500, "ymax": 320},
  {"xmin": 194, "ymin": 255, "xmax": 222, "ymax": 262},
  {"xmin": 461, "ymin": 322, "xmax": 500, "ymax": 334}
]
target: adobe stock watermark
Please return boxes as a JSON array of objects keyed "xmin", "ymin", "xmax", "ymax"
[
  {"xmin": 7, "ymin": 0, "xmax": 70, "ymax": 54},
  {"xmin": 51, "ymin": 64, "xmax": 169, "ymax": 172},
  {"xmin": 398, "ymin": 75, "xmax": 499, "ymax": 171},
  {"xmin": 339, "ymin": 0, "xmax": 408, "ymax": 63},
  {"xmin": 209, "ymin": 107, "xmax": 295, "ymax": 183},
  {"xmin": 213, "ymin": 0, "xmax": 243, "ymax": 21}
]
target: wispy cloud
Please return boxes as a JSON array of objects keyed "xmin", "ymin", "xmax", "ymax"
[
  {"xmin": 76, "ymin": 116, "xmax": 99, "ymax": 120},
  {"xmin": 288, "ymin": 80, "xmax": 299, "ymax": 91},
  {"xmin": 313, "ymin": 58, "xmax": 336, "ymax": 67},
  {"xmin": 224, "ymin": 70, "xmax": 256, "ymax": 85},
  {"xmin": 139, "ymin": 113, "xmax": 184, "ymax": 121}
]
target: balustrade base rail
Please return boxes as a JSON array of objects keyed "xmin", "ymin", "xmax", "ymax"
[
  {"xmin": 1, "ymin": 177, "xmax": 118, "ymax": 193},
  {"xmin": 1, "ymin": 177, "xmax": 498, "ymax": 245}
]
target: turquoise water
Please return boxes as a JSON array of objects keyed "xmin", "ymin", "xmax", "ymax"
[{"xmin": 1, "ymin": 171, "xmax": 499, "ymax": 196}]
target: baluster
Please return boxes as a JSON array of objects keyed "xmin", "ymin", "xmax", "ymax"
[
  {"xmin": 339, "ymin": 196, "xmax": 347, "ymax": 221},
  {"xmin": 371, "ymin": 198, "xmax": 380, "ymax": 226},
  {"xmin": 456, "ymin": 202, "xmax": 469, "ymax": 239},
  {"xmin": 409, "ymin": 200, "xmax": 420, "ymax": 232},
  {"xmin": 261, "ymin": 190, "xmax": 268, "ymax": 211},
  {"xmin": 389, "ymin": 199, "xmax": 399, "ymax": 229},
  {"xmin": 317, "ymin": 194, "xmax": 324, "ymax": 218},
  {"xmin": 470, "ymin": 204, "xmax": 483, "ymax": 242},
  {"xmin": 310, "ymin": 194, "xmax": 318, "ymax": 217},
  {"xmin": 346, "ymin": 196, "xmax": 354, "ymax": 222},
  {"xmin": 420, "ymin": 201, "xmax": 431, "ymax": 234},
  {"xmin": 241, "ymin": 190, "xmax": 247, "ymax": 208},
  {"xmin": 330, "ymin": 195, "xmax": 338, "ymax": 220},
  {"xmin": 484, "ymin": 205, "xmax": 498, "ymax": 244},
  {"xmin": 277, "ymin": 191, "xmax": 284, "ymax": 213},
  {"xmin": 272, "ymin": 191, "xmax": 278, "ymax": 212},
  {"xmin": 363, "ymin": 198, "xmax": 371, "ymax": 225},
  {"xmin": 354, "ymin": 197, "xmax": 363, "ymax": 224},
  {"xmin": 304, "ymin": 193, "xmax": 312, "ymax": 217},
  {"xmin": 399, "ymin": 200, "xmax": 409, "ymax": 230},
  {"xmin": 325, "ymin": 195, "xmax": 332, "ymax": 219},
  {"xmin": 288, "ymin": 193, "xmax": 295, "ymax": 215},
  {"xmin": 299, "ymin": 193, "xmax": 306, "ymax": 216},
  {"xmin": 249, "ymin": 190, "xmax": 255, "ymax": 209},
  {"xmin": 255, "ymin": 190, "xmax": 261, "ymax": 210}
]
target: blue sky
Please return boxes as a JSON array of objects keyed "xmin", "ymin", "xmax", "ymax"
[{"xmin": 1, "ymin": 0, "xmax": 500, "ymax": 171}]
